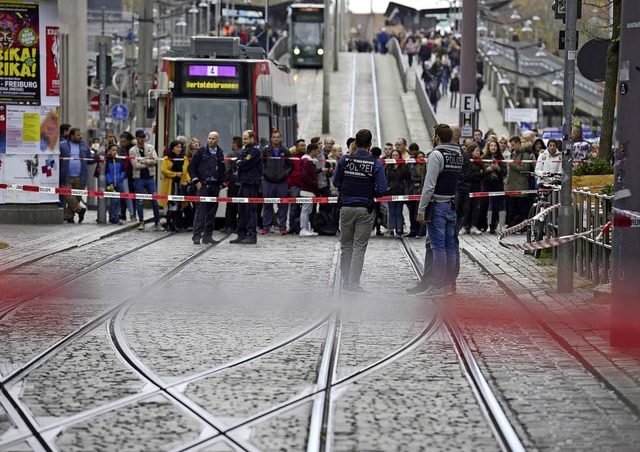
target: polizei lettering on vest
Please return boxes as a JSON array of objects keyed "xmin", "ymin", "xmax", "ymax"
[{"xmin": 344, "ymin": 159, "xmax": 374, "ymax": 178}]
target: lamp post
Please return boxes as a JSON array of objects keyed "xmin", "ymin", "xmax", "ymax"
[
  {"xmin": 532, "ymin": 15, "xmax": 541, "ymax": 44},
  {"xmin": 199, "ymin": 1, "xmax": 210, "ymax": 35},
  {"xmin": 189, "ymin": 3, "xmax": 199, "ymax": 36}
]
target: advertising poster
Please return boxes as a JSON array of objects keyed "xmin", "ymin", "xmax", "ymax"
[
  {"xmin": 0, "ymin": 104, "xmax": 5, "ymax": 154},
  {"xmin": 0, "ymin": 153, "xmax": 4, "ymax": 203},
  {"xmin": 40, "ymin": 104, "xmax": 57, "ymax": 151},
  {"xmin": 6, "ymin": 104, "xmax": 40, "ymax": 153},
  {"xmin": 44, "ymin": 26, "xmax": 59, "ymax": 97},
  {"xmin": 0, "ymin": 2, "xmax": 41, "ymax": 105},
  {"xmin": 1, "ymin": 152, "xmax": 58, "ymax": 203}
]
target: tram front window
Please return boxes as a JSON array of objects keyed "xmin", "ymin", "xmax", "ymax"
[
  {"xmin": 292, "ymin": 22, "xmax": 323, "ymax": 46},
  {"xmin": 173, "ymin": 98, "xmax": 248, "ymax": 150}
]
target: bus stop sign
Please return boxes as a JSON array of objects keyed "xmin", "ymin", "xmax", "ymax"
[{"xmin": 111, "ymin": 104, "xmax": 129, "ymax": 121}]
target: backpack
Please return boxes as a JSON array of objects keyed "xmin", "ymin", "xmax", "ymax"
[{"xmin": 311, "ymin": 210, "xmax": 337, "ymax": 236}]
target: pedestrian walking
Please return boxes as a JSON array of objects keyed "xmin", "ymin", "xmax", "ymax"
[{"xmin": 333, "ymin": 129, "xmax": 387, "ymax": 292}]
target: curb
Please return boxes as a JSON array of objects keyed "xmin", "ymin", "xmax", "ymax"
[{"xmin": 460, "ymin": 244, "xmax": 640, "ymax": 417}]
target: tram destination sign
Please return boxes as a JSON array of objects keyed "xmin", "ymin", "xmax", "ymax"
[{"xmin": 176, "ymin": 62, "xmax": 244, "ymax": 96}]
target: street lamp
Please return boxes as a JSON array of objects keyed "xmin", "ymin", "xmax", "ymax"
[
  {"xmin": 189, "ymin": 3, "xmax": 199, "ymax": 36},
  {"xmin": 532, "ymin": 15, "xmax": 541, "ymax": 44},
  {"xmin": 199, "ymin": 1, "xmax": 210, "ymax": 35},
  {"xmin": 510, "ymin": 10, "xmax": 521, "ymax": 21}
]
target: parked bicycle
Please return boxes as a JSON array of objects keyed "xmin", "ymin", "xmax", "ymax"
[{"xmin": 526, "ymin": 173, "xmax": 562, "ymax": 258}]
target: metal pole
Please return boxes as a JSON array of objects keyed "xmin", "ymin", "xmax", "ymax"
[
  {"xmin": 514, "ymin": 47, "xmax": 520, "ymax": 106},
  {"xmin": 206, "ymin": 2, "xmax": 211, "ymax": 35},
  {"xmin": 135, "ymin": 0, "xmax": 154, "ymax": 130},
  {"xmin": 611, "ymin": 0, "xmax": 640, "ymax": 346},
  {"xmin": 459, "ymin": 0, "xmax": 477, "ymax": 138},
  {"xmin": 557, "ymin": 0, "xmax": 577, "ymax": 293},
  {"xmin": 97, "ymin": 39, "xmax": 107, "ymax": 224},
  {"xmin": 265, "ymin": 0, "xmax": 269, "ymax": 54},
  {"xmin": 322, "ymin": 0, "xmax": 330, "ymax": 134},
  {"xmin": 333, "ymin": 0, "xmax": 339, "ymax": 71}
]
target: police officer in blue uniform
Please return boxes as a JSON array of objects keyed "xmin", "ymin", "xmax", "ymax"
[
  {"xmin": 230, "ymin": 129, "xmax": 263, "ymax": 245},
  {"xmin": 408, "ymin": 124, "xmax": 463, "ymax": 296},
  {"xmin": 333, "ymin": 128, "xmax": 387, "ymax": 292},
  {"xmin": 189, "ymin": 131, "xmax": 226, "ymax": 245}
]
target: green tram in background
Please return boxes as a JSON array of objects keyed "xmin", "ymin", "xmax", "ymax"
[{"xmin": 289, "ymin": 3, "xmax": 324, "ymax": 68}]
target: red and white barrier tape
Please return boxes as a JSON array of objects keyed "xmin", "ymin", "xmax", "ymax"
[
  {"xmin": 0, "ymin": 183, "xmax": 564, "ymax": 204},
  {"xmin": 612, "ymin": 207, "xmax": 640, "ymax": 228},
  {"xmin": 497, "ymin": 204, "xmax": 612, "ymax": 251},
  {"xmin": 57, "ymin": 154, "xmax": 557, "ymax": 164},
  {"xmin": 469, "ymin": 188, "xmax": 557, "ymax": 198}
]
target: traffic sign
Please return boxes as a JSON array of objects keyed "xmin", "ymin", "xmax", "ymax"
[
  {"xmin": 90, "ymin": 95, "xmax": 99, "ymax": 111},
  {"xmin": 460, "ymin": 94, "xmax": 475, "ymax": 113},
  {"xmin": 111, "ymin": 104, "xmax": 129, "ymax": 121}
]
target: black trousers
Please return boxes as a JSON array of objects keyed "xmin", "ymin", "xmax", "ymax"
[
  {"xmin": 237, "ymin": 183, "xmax": 259, "ymax": 237},
  {"xmin": 192, "ymin": 184, "xmax": 220, "ymax": 240}
]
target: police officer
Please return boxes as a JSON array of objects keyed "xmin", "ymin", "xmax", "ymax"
[
  {"xmin": 189, "ymin": 131, "xmax": 226, "ymax": 245},
  {"xmin": 333, "ymin": 128, "xmax": 387, "ymax": 292},
  {"xmin": 407, "ymin": 124, "xmax": 463, "ymax": 296},
  {"xmin": 230, "ymin": 130, "xmax": 263, "ymax": 245}
]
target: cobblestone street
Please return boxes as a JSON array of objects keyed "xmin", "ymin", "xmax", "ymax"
[{"xmin": 1, "ymin": 222, "xmax": 639, "ymax": 450}]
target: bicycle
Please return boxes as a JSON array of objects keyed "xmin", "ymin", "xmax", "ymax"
[{"xmin": 526, "ymin": 173, "xmax": 562, "ymax": 258}]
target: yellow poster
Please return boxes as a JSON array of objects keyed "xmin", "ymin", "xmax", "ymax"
[{"xmin": 22, "ymin": 112, "xmax": 40, "ymax": 143}]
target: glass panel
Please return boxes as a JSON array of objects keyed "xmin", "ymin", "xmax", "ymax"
[
  {"xmin": 257, "ymin": 115, "xmax": 270, "ymax": 147},
  {"xmin": 292, "ymin": 22, "xmax": 323, "ymax": 46},
  {"xmin": 172, "ymin": 98, "xmax": 247, "ymax": 151}
]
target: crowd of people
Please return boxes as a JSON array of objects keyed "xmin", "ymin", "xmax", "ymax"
[{"xmin": 57, "ymin": 118, "xmax": 595, "ymax": 294}]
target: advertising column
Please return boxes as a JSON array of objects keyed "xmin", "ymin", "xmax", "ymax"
[{"xmin": 0, "ymin": 0, "xmax": 60, "ymax": 211}]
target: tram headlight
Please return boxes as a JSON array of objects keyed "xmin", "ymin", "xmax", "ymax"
[
  {"xmin": 293, "ymin": 47, "xmax": 301, "ymax": 55},
  {"xmin": 317, "ymin": 48, "xmax": 324, "ymax": 56}
]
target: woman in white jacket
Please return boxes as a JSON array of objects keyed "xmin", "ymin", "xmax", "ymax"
[{"xmin": 535, "ymin": 139, "xmax": 563, "ymax": 179}]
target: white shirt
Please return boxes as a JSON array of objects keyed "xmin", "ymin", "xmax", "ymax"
[{"xmin": 535, "ymin": 150, "xmax": 563, "ymax": 177}]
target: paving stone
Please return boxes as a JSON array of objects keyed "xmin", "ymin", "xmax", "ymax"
[{"xmin": 54, "ymin": 395, "xmax": 202, "ymax": 451}]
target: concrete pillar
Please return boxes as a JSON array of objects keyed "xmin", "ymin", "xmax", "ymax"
[{"xmin": 58, "ymin": 0, "xmax": 88, "ymax": 129}]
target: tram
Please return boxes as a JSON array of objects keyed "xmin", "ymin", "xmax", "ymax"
[
  {"xmin": 151, "ymin": 36, "xmax": 297, "ymax": 223},
  {"xmin": 289, "ymin": 3, "xmax": 325, "ymax": 68},
  {"xmin": 153, "ymin": 37, "xmax": 297, "ymax": 152}
]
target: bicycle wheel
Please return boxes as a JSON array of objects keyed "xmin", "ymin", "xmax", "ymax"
[
  {"xmin": 525, "ymin": 203, "xmax": 538, "ymax": 256},
  {"xmin": 531, "ymin": 216, "xmax": 545, "ymax": 258}
]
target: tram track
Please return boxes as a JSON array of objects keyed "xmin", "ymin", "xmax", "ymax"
[
  {"xmin": 400, "ymin": 237, "xmax": 526, "ymax": 452},
  {"xmin": 0, "ymin": 224, "xmax": 147, "ymax": 277},
  {"xmin": 0, "ymin": 239, "xmax": 339, "ymax": 451},
  {"xmin": 0, "ymin": 232, "xmax": 172, "ymax": 322},
  {"xmin": 0, "ymin": 236, "xmax": 227, "ymax": 451}
]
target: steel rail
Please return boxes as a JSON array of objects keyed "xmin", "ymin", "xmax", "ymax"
[
  {"xmin": 401, "ymin": 238, "xmax": 526, "ymax": 452},
  {"xmin": 370, "ymin": 52, "xmax": 382, "ymax": 148},
  {"xmin": 0, "ymin": 238, "xmax": 225, "ymax": 451}
]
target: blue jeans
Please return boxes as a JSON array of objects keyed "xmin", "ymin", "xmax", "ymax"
[
  {"xmin": 109, "ymin": 182, "xmax": 123, "ymax": 223},
  {"xmin": 388, "ymin": 201, "xmax": 403, "ymax": 232},
  {"xmin": 134, "ymin": 177, "xmax": 160, "ymax": 224},
  {"xmin": 121, "ymin": 178, "xmax": 134, "ymax": 216},
  {"xmin": 427, "ymin": 202, "xmax": 458, "ymax": 288},
  {"xmin": 262, "ymin": 180, "xmax": 289, "ymax": 231}
]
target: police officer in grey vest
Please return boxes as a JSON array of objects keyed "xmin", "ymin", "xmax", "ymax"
[
  {"xmin": 409, "ymin": 124, "xmax": 463, "ymax": 296},
  {"xmin": 333, "ymin": 129, "xmax": 387, "ymax": 292}
]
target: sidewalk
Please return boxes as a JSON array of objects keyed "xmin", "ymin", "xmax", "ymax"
[
  {"xmin": 398, "ymin": 56, "xmax": 640, "ymax": 412},
  {"xmin": 458, "ymin": 232, "xmax": 640, "ymax": 413}
]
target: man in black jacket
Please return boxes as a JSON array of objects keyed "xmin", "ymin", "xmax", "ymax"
[
  {"xmin": 261, "ymin": 130, "xmax": 292, "ymax": 235},
  {"xmin": 188, "ymin": 131, "xmax": 226, "ymax": 245},
  {"xmin": 230, "ymin": 130, "xmax": 263, "ymax": 244}
]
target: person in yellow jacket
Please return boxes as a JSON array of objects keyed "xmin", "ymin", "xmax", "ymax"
[{"xmin": 160, "ymin": 140, "xmax": 189, "ymax": 231}]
